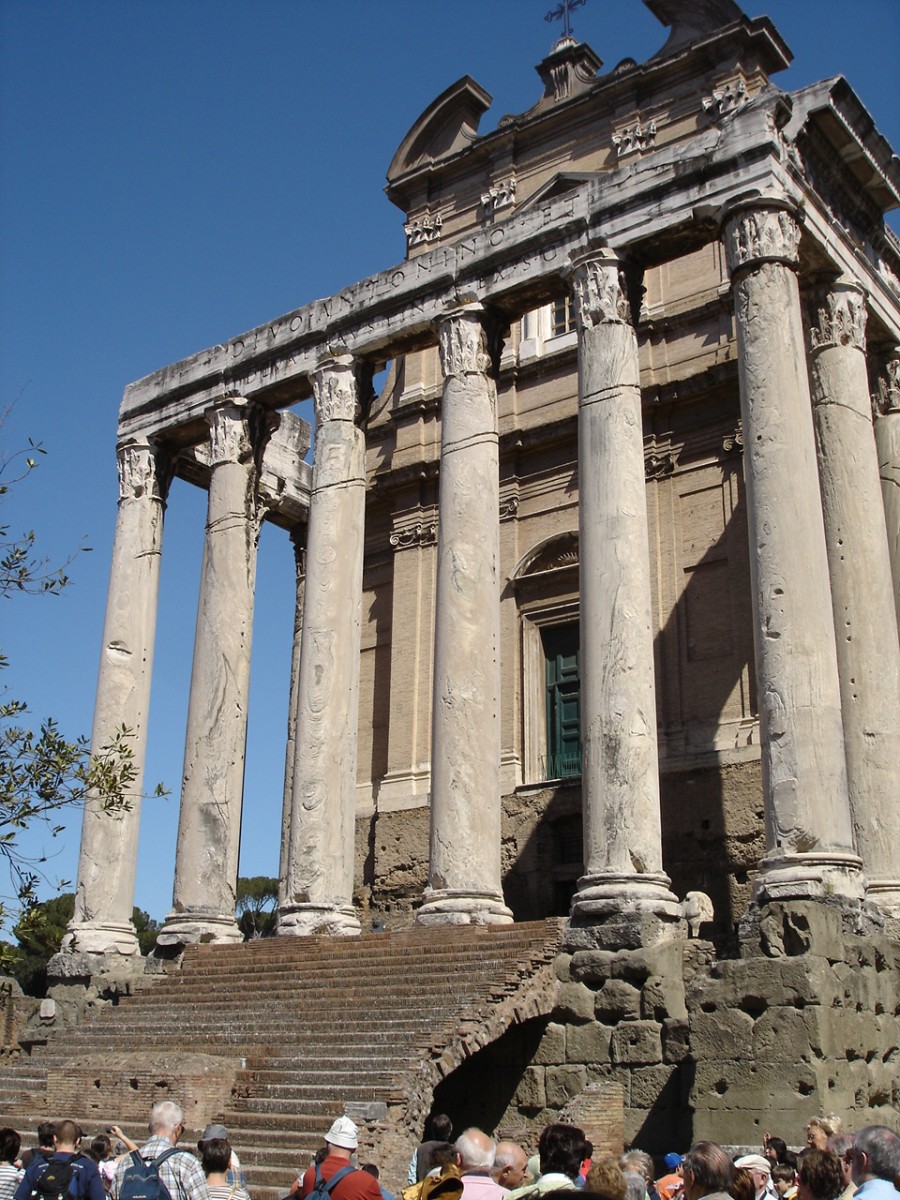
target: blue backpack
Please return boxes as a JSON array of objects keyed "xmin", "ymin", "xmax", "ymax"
[{"xmin": 117, "ymin": 1149, "xmax": 180, "ymax": 1200}]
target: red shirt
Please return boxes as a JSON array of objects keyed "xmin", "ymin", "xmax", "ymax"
[{"xmin": 300, "ymin": 1156, "xmax": 382, "ymax": 1200}]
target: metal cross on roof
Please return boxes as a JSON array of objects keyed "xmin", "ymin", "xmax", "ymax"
[{"xmin": 545, "ymin": 0, "xmax": 587, "ymax": 40}]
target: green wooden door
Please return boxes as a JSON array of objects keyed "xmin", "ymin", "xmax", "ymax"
[{"xmin": 542, "ymin": 623, "xmax": 581, "ymax": 778}]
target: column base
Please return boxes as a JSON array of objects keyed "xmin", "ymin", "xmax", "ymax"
[
  {"xmin": 277, "ymin": 903, "xmax": 361, "ymax": 937},
  {"xmin": 862, "ymin": 879, "xmax": 900, "ymax": 920},
  {"xmin": 156, "ymin": 909, "xmax": 243, "ymax": 948},
  {"xmin": 61, "ymin": 920, "xmax": 140, "ymax": 957},
  {"xmin": 567, "ymin": 872, "xmax": 683, "ymax": 949},
  {"xmin": 751, "ymin": 851, "xmax": 865, "ymax": 906},
  {"xmin": 415, "ymin": 889, "xmax": 513, "ymax": 926}
]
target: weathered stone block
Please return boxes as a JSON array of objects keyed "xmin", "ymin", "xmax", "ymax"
[
  {"xmin": 691, "ymin": 1008, "xmax": 754, "ymax": 1059},
  {"xmin": 752, "ymin": 1007, "xmax": 817, "ymax": 1062},
  {"xmin": 554, "ymin": 952, "xmax": 574, "ymax": 983},
  {"xmin": 570, "ymin": 949, "xmax": 615, "ymax": 984},
  {"xmin": 554, "ymin": 981, "xmax": 596, "ymax": 1023},
  {"xmin": 641, "ymin": 973, "xmax": 687, "ymax": 1021},
  {"xmin": 566, "ymin": 1021, "xmax": 612, "ymax": 1065},
  {"xmin": 629, "ymin": 1064, "xmax": 678, "ymax": 1109},
  {"xmin": 594, "ymin": 979, "xmax": 641, "ymax": 1022},
  {"xmin": 706, "ymin": 955, "xmax": 830, "ymax": 1008},
  {"xmin": 545, "ymin": 1064, "xmax": 588, "ymax": 1106},
  {"xmin": 610, "ymin": 1020, "xmax": 662, "ymax": 1065},
  {"xmin": 758, "ymin": 901, "xmax": 844, "ymax": 956},
  {"xmin": 662, "ymin": 1017, "xmax": 691, "ymax": 1064},
  {"xmin": 515, "ymin": 1065, "xmax": 546, "ymax": 1110},
  {"xmin": 692, "ymin": 1059, "xmax": 817, "ymax": 1110},
  {"xmin": 609, "ymin": 940, "xmax": 685, "ymax": 985},
  {"xmin": 532, "ymin": 1022, "xmax": 567, "ymax": 1065}
]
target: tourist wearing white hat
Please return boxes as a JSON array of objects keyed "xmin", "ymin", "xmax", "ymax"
[
  {"xmin": 735, "ymin": 1156, "xmax": 776, "ymax": 1200},
  {"xmin": 299, "ymin": 1119, "xmax": 382, "ymax": 1200}
]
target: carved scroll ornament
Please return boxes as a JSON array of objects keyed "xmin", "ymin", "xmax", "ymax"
[
  {"xmin": 116, "ymin": 440, "xmax": 168, "ymax": 502},
  {"xmin": 438, "ymin": 311, "xmax": 492, "ymax": 378},
  {"xmin": 207, "ymin": 401, "xmax": 253, "ymax": 468},
  {"xmin": 569, "ymin": 255, "xmax": 631, "ymax": 328},
  {"xmin": 872, "ymin": 351, "xmax": 900, "ymax": 417},
  {"xmin": 807, "ymin": 281, "xmax": 867, "ymax": 353},
  {"xmin": 724, "ymin": 205, "xmax": 801, "ymax": 276},
  {"xmin": 312, "ymin": 356, "xmax": 361, "ymax": 425}
]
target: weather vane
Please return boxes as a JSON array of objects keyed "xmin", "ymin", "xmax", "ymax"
[{"xmin": 545, "ymin": 0, "xmax": 587, "ymax": 40}]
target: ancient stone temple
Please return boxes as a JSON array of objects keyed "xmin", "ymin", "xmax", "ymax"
[{"xmin": 38, "ymin": 0, "xmax": 899, "ymax": 1156}]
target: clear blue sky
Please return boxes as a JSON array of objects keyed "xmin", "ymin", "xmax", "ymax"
[{"xmin": 2, "ymin": 0, "xmax": 898, "ymax": 929}]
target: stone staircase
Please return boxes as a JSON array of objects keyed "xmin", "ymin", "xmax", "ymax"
[{"xmin": 0, "ymin": 921, "xmax": 563, "ymax": 1199}]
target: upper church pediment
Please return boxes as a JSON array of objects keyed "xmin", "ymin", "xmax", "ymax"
[{"xmin": 386, "ymin": 76, "xmax": 492, "ymax": 197}]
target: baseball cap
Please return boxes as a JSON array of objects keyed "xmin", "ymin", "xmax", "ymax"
[
  {"xmin": 325, "ymin": 1117, "xmax": 359, "ymax": 1151},
  {"xmin": 735, "ymin": 1156, "xmax": 771, "ymax": 1176},
  {"xmin": 663, "ymin": 1155, "xmax": 684, "ymax": 1171},
  {"xmin": 200, "ymin": 1125, "xmax": 229, "ymax": 1142}
]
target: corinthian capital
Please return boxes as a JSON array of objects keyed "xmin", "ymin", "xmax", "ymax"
[
  {"xmin": 872, "ymin": 349, "xmax": 900, "ymax": 416},
  {"xmin": 723, "ymin": 203, "xmax": 801, "ymax": 277},
  {"xmin": 116, "ymin": 440, "xmax": 169, "ymax": 502},
  {"xmin": 807, "ymin": 279, "xmax": 867, "ymax": 352},
  {"xmin": 311, "ymin": 354, "xmax": 361, "ymax": 425},
  {"xmin": 207, "ymin": 400, "xmax": 253, "ymax": 467},
  {"xmin": 568, "ymin": 251, "xmax": 632, "ymax": 328},
  {"xmin": 438, "ymin": 309, "xmax": 492, "ymax": 379}
]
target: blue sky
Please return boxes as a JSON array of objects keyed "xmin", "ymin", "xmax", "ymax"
[{"xmin": 2, "ymin": 0, "xmax": 899, "ymax": 929}]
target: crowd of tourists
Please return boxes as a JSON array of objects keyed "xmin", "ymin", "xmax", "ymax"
[{"xmin": 0, "ymin": 1103, "xmax": 897, "ymax": 1200}]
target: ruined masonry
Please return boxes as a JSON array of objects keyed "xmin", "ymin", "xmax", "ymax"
[{"xmin": 18, "ymin": 0, "xmax": 898, "ymax": 1168}]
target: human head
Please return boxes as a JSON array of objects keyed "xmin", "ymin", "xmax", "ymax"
[
  {"xmin": 850, "ymin": 1126, "xmax": 900, "ymax": 1186},
  {"xmin": 325, "ymin": 1117, "xmax": 359, "ymax": 1159},
  {"xmin": 428, "ymin": 1115, "xmax": 454, "ymax": 1143},
  {"xmin": 770, "ymin": 1164, "xmax": 795, "ymax": 1196},
  {"xmin": 539, "ymin": 1124, "xmax": 588, "ymax": 1182},
  {"xmin": 619, "ymin": 1151, "xmax": 653, "ymax": 1187},
  {"xmin": 455, "ymin": 1129, "xmax": 495, "ymax": 1174},
  {"xmin": 730, "ymin": 1168, "xmax": 755, "ymax": 1200},
  {"xmin": 149, "ymin": 1101, "xmax": 185, "ymax": 1144},
  {"xmin": 664, "ymin": 1155, "xmax": 685, "ymax": 1175},
  {"xmin": 682, "ymin": 1142, "xmax": 732, "ymax": 1200},
  {"xmin": 586, "ymin": 1156, "xmax": 627, "ymax": 1200},
  {"xmin": 37, "ymin": 1124, "xmax": 56, "ymax": 1152},
  {"xmin": 198, "ymin": 1124, "xmax": 229, "ymax": 1150},
  {"xmin": 806, "ymin": 1118, "xmax": 841, "ymax": 1152},
  {"xmin": 55, "ymin": 1121, "xmax": 80, "ymax": 1152},
  {"xmin": 493, "ymin": 1142, "xmax": 528, "ymax": 1190},
  {"xmin": 201, "ymin": 1139, "xmax": 232, "ymax": 1178},
  {"xmin": 734, "ymin": 1155, "xmax": 771, "ymax": 1200},
  {"xmin": 826, "ymin": 1136, "xmax": 853, "ymax": 1188},
  {"xmin": 624, "ymin": 1173, "xmax": 647, "ymax": 1200},
  {"xmin": 766, "ymin": 1140, "xmax": 789, "ymax": 1168},
  {"xmin": 0, "ymin": 1129, "xmax": 20, "ymax": 1165},
  {"xmin": 797, "ymin": 1150, "xmax": 842, "ymax": 1200}
]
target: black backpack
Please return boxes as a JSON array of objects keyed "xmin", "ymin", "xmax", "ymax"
[
  {"xmin": 32, "ymin": 1160, "xmax": 75, "ymax": 1200},
  {"xmin": 117, "ymin": 1149, "xmax": 180, "ymax": 1200},
  {"xmin": 308, "ymin": 1164, "xmax": 356, "ymax": 1200}
]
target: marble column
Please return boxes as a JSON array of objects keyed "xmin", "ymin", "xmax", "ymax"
[
  {"xmin": 159, "ymin": 399, "xmax": 265, "ymax": 946},
  {"xmin": 872, "ymin": 349, "xmax": 900, "ymax": 639},
  {"xmin": 277, "ymin": 529, "xmax": 305, "ymax": 908},
  {"xmin": 807, "ymin": 284, "xmax": 900, "ymax": 915},
  {"xmin": 722, "ymin": 201, "xmax": 863, "ymax": 903},
  {"xmin": 64, "ymin": 441, "xmax": 169, "ymax": 956},
  {"xmin": 278, "ymin": 355, "xmax": 366, "ymax": 936},
  {"xmin": 416, "ymin": 306, "xmax": 512, "ymax": 926},
  {"xmin": 566, "ymin": 250, "xmax": 681, "ymax": 931}
]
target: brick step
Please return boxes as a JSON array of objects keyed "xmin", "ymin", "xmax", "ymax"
[
  {"xmin": 235, "ymin": 1078, "xmax": 395, "ymax": 1096},
  {"xmin": 236, "ymin": 1069, "xmax": 400, "ymax": 1089},
  {"xmin": 229, "ymin": 1095, "xmax": 387, "ymax": 1115},
  {"xmin": 104, "ymin": 986, "xmax": 476, "ymax": 1012}
]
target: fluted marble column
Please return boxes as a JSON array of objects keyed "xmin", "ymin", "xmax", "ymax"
[
  {"xmin": 807, "ymin": 283, "xmax": 900, "ymax": 915},
  {"xmin": 723, "ymin": 201, "xmax": 863, "ymax": 903},
  {"xmin": 159, "ymin": 400, "xmax": 266, "ymax": 946},
  {"xmin": 278, "ymin": 529, "xmax": 305, "ymax": 908},
  {"xmin": 872, "ymin": 349, "xmax": 900, "ymax": 639},
  {"xmin": 278, "ymin": 355, "xmax": 366, "ymax": 936},
  {"xmin": 65, "ymin": 441, "xmax": 169, "ymax": 956},
  {"xmin": 416, "ymin": 306, "xmax": 512, "ymax": 926},
  {"xmin": 566, "ymin": 250, "xmax": 681, "ymax": 931}
]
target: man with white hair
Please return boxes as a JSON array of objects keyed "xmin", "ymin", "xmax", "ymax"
[
  {"xmin": 492, "ymin": 1144, "xmax": 528, "ymax": 1193},
  {"xmin": 734, "ymin": 1156, "xmax": 775, "ymax": 1200},
  {"xmin": 455, "ymin": 1130, "xmax": 506, "ymax": 1200},
  {"xmin": 112, "ymin": 1101, "xmax": 208, "ymax": 1200},
  {"xmin": 849, "ymin": 1127, "xmax": 900, "ymax": 1200}
]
